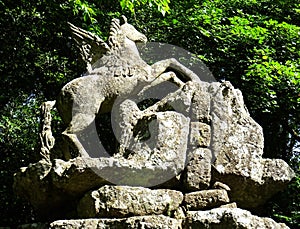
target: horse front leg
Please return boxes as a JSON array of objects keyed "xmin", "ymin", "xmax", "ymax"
[
  {"xmin": 151, "ymin": 58, "xmax": 201, "ymax": 83},
  {"xmin": 138, "ymin": 71, "xmax": 184, "ymax": 97}
]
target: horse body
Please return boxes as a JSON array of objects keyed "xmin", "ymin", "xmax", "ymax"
[
  {"xmin": 57, "ymin": 18, "xmax": 153, "ymax": 157},
  {"xmin": 57, "ymin": 16, "xmax": 201, "ymax": 158}
]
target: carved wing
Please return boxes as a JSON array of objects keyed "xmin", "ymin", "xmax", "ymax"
[{"xmin": 68, "ymin": 22, "xmax": 110, "ymax": 72}]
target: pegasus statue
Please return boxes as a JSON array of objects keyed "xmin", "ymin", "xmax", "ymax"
[{"xmin": 57, "ymin": 16, "xmax": 201, "ymax": 158}]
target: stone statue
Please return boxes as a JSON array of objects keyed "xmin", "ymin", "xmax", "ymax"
[
  {"xmin": 13, "ymin": 16, "xmax": 295, "ymax": 228},
  {"xmin": 39, "ymin": 101, "xmax": 56, "ymax": 162},
  {"xmin": 58, "ymin": 16, "xmax": 201, "ymax": 158}
]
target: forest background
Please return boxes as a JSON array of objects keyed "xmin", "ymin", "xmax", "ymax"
[{"xmin": 0, "ymin": 0, "xmax": 299, "ymax": 227}]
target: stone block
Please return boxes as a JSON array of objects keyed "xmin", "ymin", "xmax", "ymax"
[
  {"xmin": 183, "ymin": 148, "xmax": 212, "ymax": 191},
  {"xmin": 184, "ymin": 189, "xmax": 229, "ymax": 210},
  {"xmin": 77, "ymin": 185, "xmax": 184, "ymax": 218},
  {"xmin": 50, "ymin": 215, "xmax": 182, "ymax": 229},
  {"xmin": 185, "ymin": 208, "xmax": 289, "ymax": 229},
  {"xmin": 189, "ymin": 122, "xmax": 211, "ymax": 147}
]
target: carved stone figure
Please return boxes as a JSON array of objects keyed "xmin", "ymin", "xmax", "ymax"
[
  {"xmin": 58, "ymin": 16, "xmax": 201, "ymax": 158},
  {"xmin": 39, "ymin": 101, "xmax": 56, "ymax": 162},
  {"xmin": 13, "ymin": 16, "xmax": 295, "ymax": 228}
]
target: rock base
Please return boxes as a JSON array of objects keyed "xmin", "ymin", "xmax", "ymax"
[{"xmin": 19, "ymin": 208, "xmax": 289, "ymax": 229}]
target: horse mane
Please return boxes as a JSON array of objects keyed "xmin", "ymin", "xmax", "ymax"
[{"xmin": 107, "ymin": 17, "xmax": 125, "ymax": 52}]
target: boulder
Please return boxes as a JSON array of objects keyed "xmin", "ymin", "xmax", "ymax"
[
  {"xmin": 182, "ymin": 148, "xmax": 212, "ymax": 191},
  {"xmin": 184, "ymin": 189, "xmax": 230, "ymax": 210},
  {"xmin": 14, "ymin": 155, "xmax": 186, "ymax": 219},
  {"xmin": 14, "ymin": 81, "xmax": 295, "ymax": 221},
  {"xmin": 50, "ymin": 215, "xmax": 182, "ymax": 229},
  {"xmin": 114, "ymin": 107, "xmax": 190, "ymax": 180},
  {"xmin": 77, "ymin": 185, "xmax": 183, "ymax": 218},
  {"xmin": 209, "ymin": 81, "xmax": 295, "ymax": 208},
  {"xmin": 13, "ymin": 159, "xmax": 76, "ymax": 220},
  {"xmin": 185, "ymin": 208, "xmax": 289, "ymax": 228}
]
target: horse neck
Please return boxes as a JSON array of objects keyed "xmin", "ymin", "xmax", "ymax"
[{"xmin": 120, "ymin": 38, "xmax": 143, "ymax": 61}]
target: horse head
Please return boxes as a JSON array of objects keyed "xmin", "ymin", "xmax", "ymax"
[
  {"xmin": 120, "ymin": 16, "xmax": 147, "ymax": 44},
  {"xmin": 107, "ymin": 16, "xmax": 147, "ymax": 55}
]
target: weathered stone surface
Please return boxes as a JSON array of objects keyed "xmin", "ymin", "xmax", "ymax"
[
  {"xmin": 52, "ymin": 156, "xmax": 185, "ymax": 190},
  {"xmin": 115, "ymin": 106, "xmax": 190, "ymax": 180},
  {"xmin": 183, "ymin": 148, "xmax": 211, "ymax": 191},
  {"xmin": 13, "ymin": 16, "xmax": 295, "ymax": 228},
  {"xmin": 189, "ymin": 81, "xmax": 211, "ymax": 123},
  {"xmin": 209, "ymin": 81, "xmax": 264, "ymax": 163},
  {"xmin": 77, "ymin": 185, "xmax": 183, "ymax": 218},
  {"xmin": 184, "ymin": 189, "xmax": 230, "ymax": 210},
  {"xmin": 262, "ymin": 158, "xmax": 295, "ymax": 185},
  {"xmin": 174, "ymin": 207, "xmax": 186, "ymax": 220},
  {"xmin": 50, "ymin": 215, "xmax": 182, "ymax": 229},
  {"xmin": 51, "ymin": 158, "xmax": 108, "ymax": 195},
  {"xmin": 209, "ymin": 81, "xmax": 295, "ymax": 208},
  {"xmin": 219, "ymin": 202, "xmax": 237, "ymax": 208},
  {"xmin": 14, "ymin": 155, "xmax": 186, "ymax": 219},
  {"xmin": 13, "ymin": 159, "xmax": 76, "ymax": 220},
  {"xmin": 189, "ymin": 122, "xmax": 211, "ymax": 147},
  {"xmin": 212, "ymin": 181, "xmax": 231, "ymax": 191},
  {"xmin": 39, "ymin": 101, "xmax": 56, "ymax": 162},
  {"xmin": 212, "ymin": 158, "xmax": 295, "ymax": 209},
  {"xmin": 14, "ymin": 80, "xmax": 295, "ymax": 222},
  {"xmin": 185, "ymin": 208, "xmax": 289, "ymax": 229},
  {"xmin": 13, "ymin": 159, "xmax": 52, "ymax": 207}
]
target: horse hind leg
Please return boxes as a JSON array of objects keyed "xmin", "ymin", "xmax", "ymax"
[{"xmin": 62, "ymin": 112, "xmax": 97, "ymax": 158}]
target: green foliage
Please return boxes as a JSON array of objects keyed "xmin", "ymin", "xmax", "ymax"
[
  {"xmin": 120, "ymin": 0, "xmax": 170, "ymax": 15},
  {"xmin": 0, "ymin": 0, "xmax": 299, "ymax": 227},
  {"xmin": 0, "ymin": 94, "xmax": 42, "ymax": 225},
  {"xmin": 133, "ymin": 0, "xmax": 300, "ymax": 163},
  {"xmin": 270, "ymin": 173, "xmax": 300, "ymax": 226},
  {"xmin": 70, "ymin": 0, "xmax": 98, "ymax": 23}
]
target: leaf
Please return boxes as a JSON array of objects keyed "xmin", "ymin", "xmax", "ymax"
[{"xmin": 172, "ymin": 19, "xmax": 178, "ymax": 24}]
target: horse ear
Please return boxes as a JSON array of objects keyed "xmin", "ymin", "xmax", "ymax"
[{"xmin": 121, "ymin": 15, "xmax": 128, "ymax": 24}]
